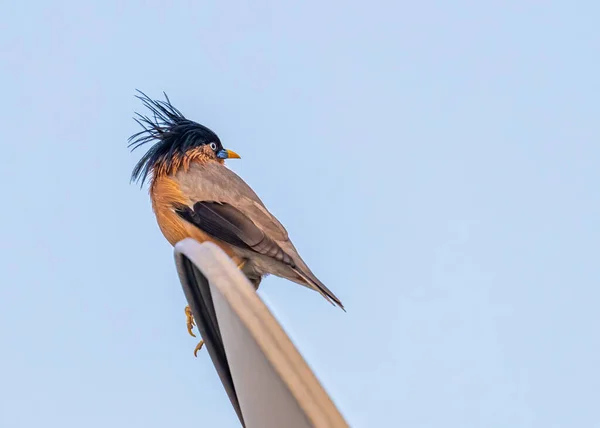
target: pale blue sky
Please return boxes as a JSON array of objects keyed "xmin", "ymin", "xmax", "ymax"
[{"xmin": 1, "ymin": 1, "xmax": 599, "ymax": 427}]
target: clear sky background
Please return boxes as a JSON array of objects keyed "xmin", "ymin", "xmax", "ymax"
[{"xmin": 1, "ymin": 1, "xmax": 599, "ymax": 427}]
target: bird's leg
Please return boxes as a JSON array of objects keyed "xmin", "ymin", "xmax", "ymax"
[
  {"xmin": 237, "ymin": 259, "xmax": 247, "ymax": 270},
  {"xmin": 185, "ymin": 305, "xmax": 205, "ymax": 357}
]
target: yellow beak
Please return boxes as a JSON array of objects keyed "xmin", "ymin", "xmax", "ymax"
[
  {"xmin": 226, "ymin": 149, "xmax": 241, "ymax": 159},
  {"xmin": 217, "ymin": 148, "xmax": 241, "ymax": 159}
]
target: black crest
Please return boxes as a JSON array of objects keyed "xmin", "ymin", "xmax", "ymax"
[{"xmin": 128, "ymin": 90, "xmax": 222, "ymax": 186}]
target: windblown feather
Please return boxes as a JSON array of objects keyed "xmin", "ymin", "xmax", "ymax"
[{"xmin": 128, "ymin": 90, "xmax": 222, "ymax": 186}]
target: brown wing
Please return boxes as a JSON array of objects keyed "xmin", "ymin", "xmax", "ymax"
[
  {"xmin": 175, "ymin": 201, "xmax": 296, "ymax": 267},
  {"xmin": 175, "ymin": 201, "xmax": 344, "ymax": 309}
]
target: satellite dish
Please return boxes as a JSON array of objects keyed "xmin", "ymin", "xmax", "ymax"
[{"xmin": 174, "ymin": 239, "xmax": 348, "ymax": 428}]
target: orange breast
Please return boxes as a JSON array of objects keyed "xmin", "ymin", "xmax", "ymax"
[{"xmin": 150, "ymin": 175, "xmax": 239, "ymax": 260}]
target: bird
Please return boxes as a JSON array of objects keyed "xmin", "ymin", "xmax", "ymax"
[{"xmin": 128, "ymin": 91, "xmax": 344, "ymax": 355}]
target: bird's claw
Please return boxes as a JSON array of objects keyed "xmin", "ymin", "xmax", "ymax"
[
  {"xmin": 185, "ymin": 305, "xmax": 196, "ymax": 338},
  {"xmin": 194, "ymin": 340, "xmax": 205, "ymax": 357},
  {"xmin": 186, "ymin": 306, "xmax": 205, "ymax": 356}
]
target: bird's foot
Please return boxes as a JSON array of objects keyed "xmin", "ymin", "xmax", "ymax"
[
  {"xmin": 185, "ymin": 305, "xmax": 205, "ymax": 357},
  {"xmin": 194, "ymin": 339, "xmax": 204, "ymax": 357},
  {"xmin": 237, "ymin": 259, "xmax": 246, "ymax": 270},
  {"xmin": 185, "ymin": 305, "xmax": 196, "ymax": 337}
]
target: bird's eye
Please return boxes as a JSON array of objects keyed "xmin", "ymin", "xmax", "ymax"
[{"xmin": 209, "ymin": 142, "xmax": 217, "ymax": 151}]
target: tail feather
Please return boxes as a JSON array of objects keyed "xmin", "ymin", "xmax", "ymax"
[{"xmin": 292, "ymin": 268, "xmax": 345, "ymax": 311}]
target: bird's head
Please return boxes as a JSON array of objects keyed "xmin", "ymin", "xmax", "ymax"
[{"xmin": 128, "ymin": 90, "xmax": 240, "ymax": 186}]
